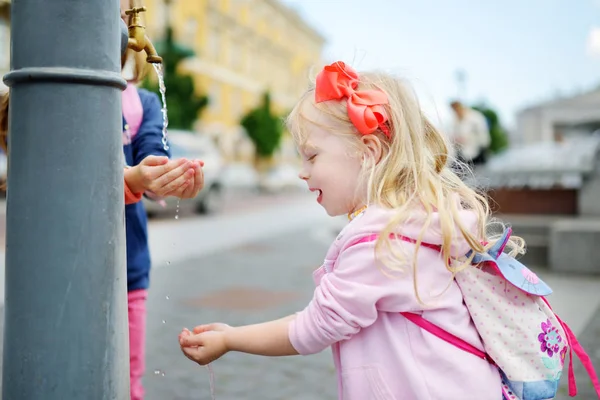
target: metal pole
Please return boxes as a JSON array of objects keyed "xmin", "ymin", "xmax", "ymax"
[{"xmin": 2, "ymin": 1, "xmax": 129, "ymax": 398}]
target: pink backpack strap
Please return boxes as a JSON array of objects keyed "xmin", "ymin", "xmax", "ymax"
[
  {"xmin": 122, "ymin": 83, "xmax": 143, "ymax": 139},
  {"xmin": 347, "ymin": 233, "xmax": 442, "ymax": 253},
  {"xmin": 541, "ymin": 297, "xmax": 600, "ymax": 398},
  {"xmin": 400, "ymin": 311, "xmax": 493, "ymax": 364},
  {"xmin": 347, "ymin": 233, "xmax": 494, "ymax": 363}
]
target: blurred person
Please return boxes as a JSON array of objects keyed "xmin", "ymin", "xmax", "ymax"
[{"xmin": 450, "ymin": 100, "xmax": 491, "ymax": 166}]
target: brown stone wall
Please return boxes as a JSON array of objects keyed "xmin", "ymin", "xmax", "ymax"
[{"xmin": 486, "ymin": 188, "xmax": 578, "ymax": 215}]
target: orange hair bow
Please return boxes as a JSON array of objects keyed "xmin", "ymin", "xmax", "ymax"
[{"xmin": 315, "ymin": 61, "xmax": 390, "ymax": 137}]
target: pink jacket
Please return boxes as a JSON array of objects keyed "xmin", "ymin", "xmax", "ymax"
[{"xmin": 289, "ymin": 206, "xmax": 501, "ymax": 400}]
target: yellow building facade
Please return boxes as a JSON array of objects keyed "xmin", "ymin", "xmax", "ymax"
[
  {"xmin": 0, "ymin": 0, "xmax": 325, "ymax": 162},
  {"xmin": 143, "ymin": 0, "xmax": 325, "ymax": 161}
]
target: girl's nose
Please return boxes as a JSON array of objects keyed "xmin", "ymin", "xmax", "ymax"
[{"xmin": 298, "ymin": 168, "xmax": 309, "ymax": 181}]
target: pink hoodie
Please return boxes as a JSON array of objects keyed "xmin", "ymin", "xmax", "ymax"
[{"xmin": 289, "ymin": 206, "xmax": 501, "ymax": 400}]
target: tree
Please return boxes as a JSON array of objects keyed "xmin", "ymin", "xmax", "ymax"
[
  {"xmin": 472, "ymin": 104, "xmax": 509, "ymax": 154},
  {"xmin": 141, "ymin": 26, "xmax": 208, "ymax": 130},
  {"xmin": 241, "ymin": 92, "xmax": 284, "ymax": 163}
]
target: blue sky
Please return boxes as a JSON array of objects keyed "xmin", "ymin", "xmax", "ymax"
[{"xmin": 280, "ymin": 0, "xmax": 600, "ymax": 130}]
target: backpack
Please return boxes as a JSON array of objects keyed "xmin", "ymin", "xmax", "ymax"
[{"xmin": 348, "ymin": 227, "xmax": 600, "ymax": 400}]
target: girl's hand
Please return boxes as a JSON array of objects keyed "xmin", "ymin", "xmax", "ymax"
[
  {"xmin": 167, "ymin": 160, "xmax": 204, "ymax": 199},
  {"xmin": 178, "ymin": 323, "xmax": 232, "ymax": 366},
  {"xmin": 126, "ymin": 156, "xmax": 194, "ymax": 196}
]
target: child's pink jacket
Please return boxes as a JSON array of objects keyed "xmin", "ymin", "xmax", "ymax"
[{"xmin": 289, "ymin": 206, "xmax": 501, "ymax": 400}]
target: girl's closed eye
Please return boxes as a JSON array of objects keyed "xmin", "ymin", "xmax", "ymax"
[{"xmin": 307, "ymin": 153, "xmax": 317, "ymax": 162}]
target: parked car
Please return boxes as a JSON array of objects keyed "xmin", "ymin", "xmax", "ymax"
[{"xmin": 143, "ymin": 130, "xmax": 224, "ymax": 216}]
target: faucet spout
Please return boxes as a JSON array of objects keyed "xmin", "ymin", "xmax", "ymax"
[
  {"xmin": 142, "ymin": 34, "xmax": 162, "ymax": 64},
  {"xmin": 125, "ymin": 6, "xmax": 163, "ymax": 64}
]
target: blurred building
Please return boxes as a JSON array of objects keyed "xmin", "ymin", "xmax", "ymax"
[
  {"xmin": 515, "ymin": 87, "xmax": 600, "ymax": 145},
  {"xmin": 143, "ymin": 0, "xmax": 325, "ymax": 162},
  {"xmin": 0, "ymin": 0, "xmax": 325, "ymax": 163}
]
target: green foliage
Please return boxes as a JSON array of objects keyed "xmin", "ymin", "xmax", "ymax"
[
  {"xmin": 141, "ymin": 26, "xmax": 208, "ymax": 130},
  {"xmin": 472, "ymin": 104, "xmax": 509, "ymax": 154},
  {"xmin": 240, "ymin": 92, "xmax": 283, "ymax": 158}
]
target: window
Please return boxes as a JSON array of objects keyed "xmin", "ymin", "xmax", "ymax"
[
  {"xmin": 154, "ymin": 1, "xmax": 168, "ymax": 31},
  {"xmin": 209, "ymin": 82, "xmax": 222, "ymax": 114},
  {"xmin": 184, "ymin": 18, "xmax": 198, "ymax": 47},
  {"xmin": 222, "ymin": 34, "xmax": 231, "ymax": 66},
  {"xmin": 208, "ymin": 27, "xmax": 221, "ymax": 61},
  {"xmin": 231, "ymin": 89, "xmax": 243, "ymax": 120},
  {"xmin": 229, "ymin": 39, "xmax": 241, "ymax": 70}
]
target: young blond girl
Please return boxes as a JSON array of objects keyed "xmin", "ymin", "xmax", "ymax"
[{"xmin": 178, "ymin": 61, "xmax": 519, "ymax": 399}]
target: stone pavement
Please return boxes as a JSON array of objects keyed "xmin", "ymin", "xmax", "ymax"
[{"xmin": 144, "ymin": 227, "xmax": 337, "ymax": 400}]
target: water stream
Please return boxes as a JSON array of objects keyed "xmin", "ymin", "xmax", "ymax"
[{"xmin": 152, "ymin": 62, "xmax": 216, "ymax": 399}]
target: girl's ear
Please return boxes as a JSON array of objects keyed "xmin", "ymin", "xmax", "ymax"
[{"xmin": 361, "ymin": 134, "xmax": 384, "ymax": 164}]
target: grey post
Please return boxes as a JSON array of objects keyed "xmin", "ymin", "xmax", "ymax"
[{"xmin": 2, "ymin": 1, "xmax": 130, "ymax": 398}]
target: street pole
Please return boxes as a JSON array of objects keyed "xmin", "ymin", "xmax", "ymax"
[{"xmin": 2, "ymin": 0, "xmax": 130, "ymax": 398}]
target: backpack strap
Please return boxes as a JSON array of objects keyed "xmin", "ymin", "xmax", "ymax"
[
  {"xmin": 400, "ymin": 310, "xmax": 494, "ymax": 365},
  {"xmin": 348, "ymin": 233, "xmax": 442, "ymax": 253},
  {"xmin": 348, "ymin": 233, "xmax": 494, "ymax": 365},
  {"xmin": 541, "ymin": 297, "xmax": 600, "ymax": 398}
]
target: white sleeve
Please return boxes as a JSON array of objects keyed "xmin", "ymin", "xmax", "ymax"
[{"xmin": 474, "ymin": 112, "xmax": 491, "ymax": 148}]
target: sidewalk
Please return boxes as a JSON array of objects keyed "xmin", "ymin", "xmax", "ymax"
[{"xmin": 0, "ymin": 191, "xmax": 319, "ymax": 307}]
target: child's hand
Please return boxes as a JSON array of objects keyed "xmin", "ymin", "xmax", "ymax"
[
  {"xmin": 178, "ymin": 323, "xmax": 232, "ymax": 366},
  {"xmin": 167, "ymin": 160, "xmax": 204, "ymax": 200},
  {"xmin": 125, "ymin": 156, "xmax": 195, "ymax": 196}
]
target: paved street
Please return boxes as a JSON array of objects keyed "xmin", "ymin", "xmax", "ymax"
[{"xmin": 0, "ymin": 192, "xmax": 598, "ymax": 399}]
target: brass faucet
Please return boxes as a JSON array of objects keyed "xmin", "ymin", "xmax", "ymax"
[{"xmin": 125, "ymin": 6, "xmax": 162, "ymax": 64}]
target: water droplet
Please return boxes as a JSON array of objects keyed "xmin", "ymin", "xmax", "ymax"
[
  {"xmin": 165, "ymin": 295, "xmax": 170, "ymax": 300},
  {"xmin": 175, "ymin": 215, "xmax": 179, "ymax": 220},
  {"xmin": 162, "ymin": 320, "xmax": 166, "ymax": 324},
  {"xmin": 166, "ymin": 261, "xmax": 171, "ymax": 266},
  {"xmin": 154, "ymin": 370, "xmax": 161, "ymax": 375},
  {"xmin": 161, "ymin": 372, "xmax": 165, "ymax": 377}
]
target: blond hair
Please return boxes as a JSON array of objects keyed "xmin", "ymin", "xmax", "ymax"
[
  {"xmin": 122, "ymin": 49, "xmax": 150, "ymax": 83},
  {"xmin": 286, "ymin": 67, "xmax": 524, "ymax": 303}
]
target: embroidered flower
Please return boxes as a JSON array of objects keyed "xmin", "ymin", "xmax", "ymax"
[{"xmin": 538, "ymin": 319, "xmax": 562, "ymax": 357}]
